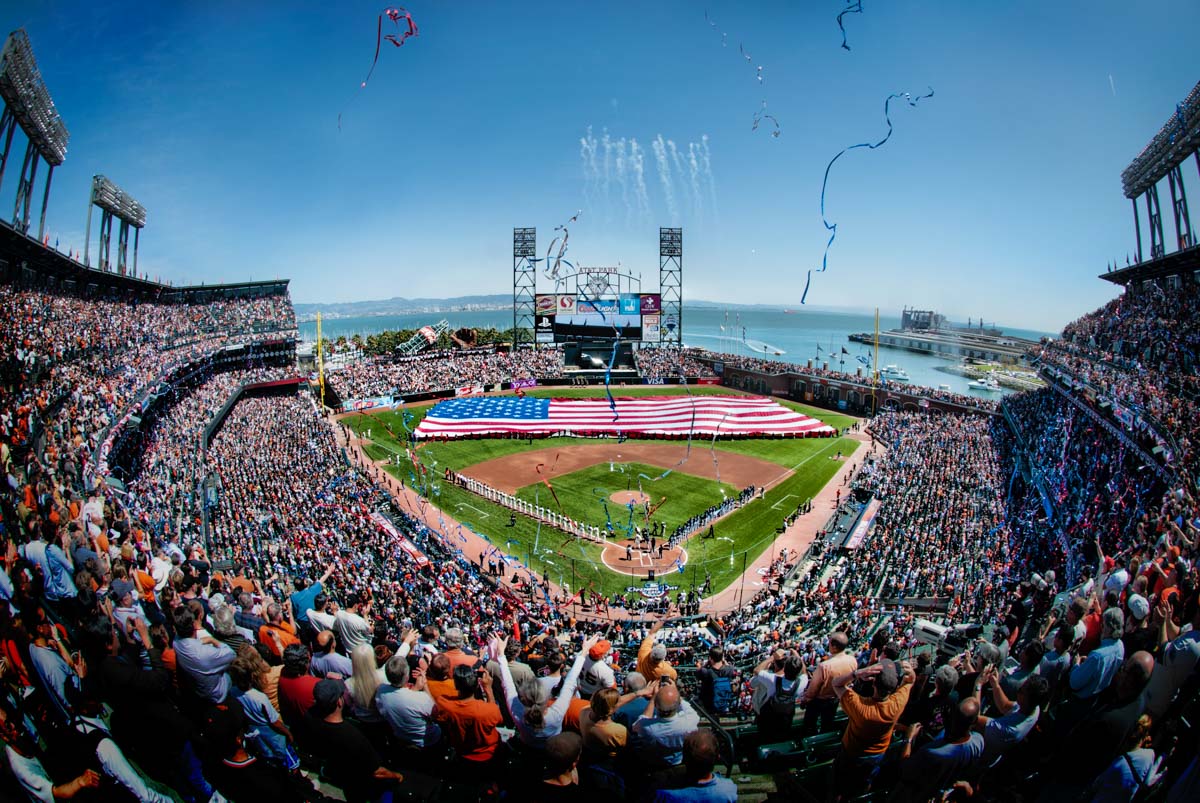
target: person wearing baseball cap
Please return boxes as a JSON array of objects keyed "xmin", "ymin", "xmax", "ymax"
[
  {"xmin": 1122, "ymin": 594, "xmax": 1156, "ymax": 655},
  {"xmin": 636, "ymin": 620, "xmax": 677, "ymax": 683},
  {"xmin": 579, "ymin": 638, "xmax": 615, "ymax": 699},
  {"xmin": 306, "ymin": 678, "xmax": 406, "ymax": 800},
  {"xmin": 1069, "ymin": 608, "xmax": 1126, "ymax": 700},
  {"xmin": 109, "ymin": 579, "xmax": 146, "ymax": 647},
  {"xmin": 831, "ymin": 658, "xmax": 916, "ymax": 798}
]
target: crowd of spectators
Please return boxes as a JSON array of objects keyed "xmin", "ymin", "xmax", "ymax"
[
  {"xmin": 1033, "ymin": 281, "xmax": 1198, "ymax": 479},
  {"xmin": 633, "ymin": 347, "xmax": 712, "ymax": 380},
  {"xmin": 327, "ymin": 348, "xmax": 565, "ymax": 401},
  {"xmin": 3, "ymin": 270, "xmax": 1200, "ymax": 801},
  {"xmin": 122, "ymin": 366, "xmax": 297, "ymax": 550}
]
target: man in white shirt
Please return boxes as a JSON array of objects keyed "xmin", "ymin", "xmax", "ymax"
[
  {"xmin": 579, "ymin": 639, "xmax": 617, "ymax": 699},
  {"xmin": 333, "ymin": 592, "xmax": 372, "ymax": 653},
  {"xmin": 376, "ymin": 655, "xmax": 441, "ymax": 749},
  {"xmin": 150, "ymin": 548, "xmax": 173, "ymax": 592},
  {"xmin": 1145, "ymin": 606, "xmax": 1200, "ymax": 718},
  {"xmin": 750, "ymin": 648, "xmax": 808, "ymax": 715},
  {"xmin": 306, "ymin": 593, "xmax": 337, "ymax": 632}
]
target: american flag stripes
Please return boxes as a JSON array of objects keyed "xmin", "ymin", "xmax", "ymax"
[{"xmin": 412, "ymin": 395, "xmax": 834, "ymax": 439}]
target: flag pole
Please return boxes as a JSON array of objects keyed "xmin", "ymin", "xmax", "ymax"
[{"xmin": 872, "ymin": 307, "xmax": 880, "ymax": 410}]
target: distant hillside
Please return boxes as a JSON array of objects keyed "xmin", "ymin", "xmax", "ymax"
[
  {"xmin": 293, "ymin": 295, "xmax": 512, "ymax": 320},
  {"xmin": 291, "ymin": 295, "xmax": 842, "ymax": 321}
]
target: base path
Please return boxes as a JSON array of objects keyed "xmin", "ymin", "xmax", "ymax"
[{"xmin": 463, "ymin": 442, "xmax": 790, "ymax": 494}]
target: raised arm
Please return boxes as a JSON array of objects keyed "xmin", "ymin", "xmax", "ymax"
[{"xmin": 490, "ymin": 635, "xmax": 520, "ymax": 716}]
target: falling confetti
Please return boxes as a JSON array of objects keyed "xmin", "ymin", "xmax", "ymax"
[
  {"xmin": 837, "ymin": 1, "xmax": 863, "ymax": 51},
  {"xmin": 802, "ymin": 88, "xmax": 934, "ymax": 303}
]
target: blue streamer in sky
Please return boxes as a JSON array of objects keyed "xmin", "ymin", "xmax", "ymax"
[
  {"xmin": 604, "ymin": 338, "xmax": 621, "ymax": 421},
  {"xmin": 837, "ymin": 1, "xmax": 863, "ymax": 51},
  {"xmin": 801, "ymin": 88, "xmax": 934, "ymax": 304}
]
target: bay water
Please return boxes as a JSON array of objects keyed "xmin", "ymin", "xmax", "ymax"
[{"xmin": 298, "ymin": 307, "xmax": 1056, "ymax": 397}]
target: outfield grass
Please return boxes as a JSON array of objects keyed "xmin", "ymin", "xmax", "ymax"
[
  {"xmin": 513, "ymin": 462, "xmax": 736, "ymax": 535},
  {"xmin": 348, "ymin": 386, "xmax": 860, "ymax": 598}
]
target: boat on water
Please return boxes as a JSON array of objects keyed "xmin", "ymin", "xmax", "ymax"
[
  {"xmin": 967, "ymin": 375, "xmax": 1003, "ymax": 392},
  {"xmin": 938, "ymin": 384, "xmax": 952, "ymax": 392},
  {"xmin": 879, "ymin": 364, "xmax": 910, "ymax": 382}
]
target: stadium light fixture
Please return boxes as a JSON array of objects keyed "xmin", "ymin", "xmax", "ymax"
[
  {"xmin": 85, "ymin": 174, "xmax": 147, "ymax": 275},
  {"xmin": 90, "ymin": 174, "xmax": 146, "ymax": 228},
  {"xmin": 0, "ymin": 29, "xmax": 69, "ymax": 166},
  {"xmin": 1121, "ymin": 79, "xmax": 1200, "ymax": 200}
]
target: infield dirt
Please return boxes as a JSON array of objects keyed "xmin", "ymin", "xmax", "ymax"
[{"xmin": 460, "ymin": 442, "xmax": 790, "ymax": 494}]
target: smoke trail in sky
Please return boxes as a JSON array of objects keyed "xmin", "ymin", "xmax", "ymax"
[
  {"xmin": 687, "ymin": 142, "xmax": 704, "ymax": 219},
  {"xmin": 578, "ymin": 128, "xmax": 714, "ymax": 226},
  {"xmin": 699, "ymin": 134, "xmax": 717, "ymax": 222},
  {"xmin": 651, "ymin": 135, "xmax": 679, "ymax": 221},
  {"xmin": 666, "ymin": 139, "xmax": 690, "ymax": 216},
  {"xmin": 601, "ymin": 130, "xmax": 613, "ymax": 221},
  {"xmin": 614, "ymin": 137, "xmax": 631, "ymax": 225},
  {"xmin": 579, "ymin": 127, "xmax": 599, "ymax": 211},
  {"xmin": 629, "ymin": 138, "xmax": 652, "ymax": 223}
]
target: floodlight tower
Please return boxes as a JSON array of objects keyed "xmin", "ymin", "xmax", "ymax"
[
  {"xmin": 0, "ymin": 29, "xmax": 70, "ymax": 238},
  {"xmin": 85, "ymin": 175, "xmax": 147, "ymax": 276},
  {"xmin": 513, "ymin": 227, "xmax": 537, "ymax": 349},
  {"xmin": 659, "ymin": 228, "xmax": 682, "ymax": 347}
]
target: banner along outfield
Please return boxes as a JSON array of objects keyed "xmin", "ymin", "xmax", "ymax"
[{"xmin": 340, "ymin": 386, "xmax": 859, "ymax": 600}]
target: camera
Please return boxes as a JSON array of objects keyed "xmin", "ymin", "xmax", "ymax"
[{"xmin": 913, "ymin": 619, "xmax": 983, "ymax": 658}]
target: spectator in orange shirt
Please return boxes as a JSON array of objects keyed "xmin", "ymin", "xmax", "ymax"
[
  {"xmin": 424, "ymin": 653, "xmax": 457, "ymax": 705},
  {"xmin": 434, "ymin": 663, "xmax": 504, "ymax": 783},
  {"xmin": 831, "ymin": 658, "xmax": 915, "ymax": 799},
  {"xmin": 636, "ymin": 620, "xmax": 678, "ymax": 683},
  {"xmin": 440, "ymin": 628, "xmax": 479, "ymax": 671},
  {"xmin": 258, "ymin": 602, "xmax": 300, "ymax": 661}
]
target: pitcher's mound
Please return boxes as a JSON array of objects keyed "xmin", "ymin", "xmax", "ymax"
[{"xmin": 610, "ymin": 491, "xmax": 650, "ymax": 506}]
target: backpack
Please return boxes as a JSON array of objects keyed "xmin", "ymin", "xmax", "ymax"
[
  {"xmin": 758, "ymin": 675, "xmax": 798, "ymax": 732},
  {"xmin": 710, "ymin": 666, "xmax": 736, "ymax": 714}
]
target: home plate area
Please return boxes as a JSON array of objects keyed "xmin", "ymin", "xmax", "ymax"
[{"xmin": 601, "ymin": 536, "xmax": 688, "ymax": 579}]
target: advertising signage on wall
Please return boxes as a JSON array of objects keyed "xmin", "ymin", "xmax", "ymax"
[{"xmin": 529, "ymin": 291, "xmax": 666, "ymax": 342}]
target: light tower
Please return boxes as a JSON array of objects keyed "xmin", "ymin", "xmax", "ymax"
[
  {"xmin": 0, "ymin": 29, "xmax": 70, "ymax": 239},
  {"xmin": 659, "ymin": 228, "xmax": 682, "ymax": 347},
  {"xmin": 85, "ymin": 175, "xmax": 147, "ymax": 276}
]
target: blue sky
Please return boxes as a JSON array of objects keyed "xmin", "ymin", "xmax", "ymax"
[{"xmin": 8, "ymin": 0, "xmax": 1200, "ymax": 331}]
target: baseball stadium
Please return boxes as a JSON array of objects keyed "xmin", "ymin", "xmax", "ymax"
[{"xmin": 1, "ymin": 6, "xmax": 1199, "ymax": 803}]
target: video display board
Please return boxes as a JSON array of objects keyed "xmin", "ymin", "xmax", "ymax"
[{"xmin": 535, "ymin": 293, "xmax": 660, "ymax": 342}]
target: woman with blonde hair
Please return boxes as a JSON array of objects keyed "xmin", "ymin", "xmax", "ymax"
[{"xmin": 344, "ymin": 642, "xmax": 386, "ymax": 722}]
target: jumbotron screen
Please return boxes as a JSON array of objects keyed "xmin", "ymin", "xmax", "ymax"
[{"xmin": 534, "ymin": 293, "xmax": 661, "ymax": 342}]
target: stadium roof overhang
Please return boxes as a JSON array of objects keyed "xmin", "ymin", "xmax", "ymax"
[
  {"xmin": 0, "ymin": 219, "xmax": 290, "ymax": 299},
  {"xmin": 1100, "ymin": 242, "xmax": 1200, "ymax": 286}
]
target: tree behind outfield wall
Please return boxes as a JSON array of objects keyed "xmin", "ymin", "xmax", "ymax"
[{"xmin": 357, "ymin": 326, "xmax": 518, "ymax": 356}]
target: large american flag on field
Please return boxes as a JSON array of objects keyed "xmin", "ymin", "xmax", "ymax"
[{"xmin": 412, "ymin": 395, "xmax": 835, "ymax": 439}]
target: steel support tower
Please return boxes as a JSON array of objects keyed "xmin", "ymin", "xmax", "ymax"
[
  {"xmin": 1121, "ymin": 80, "xmax": 1200, "ymax": 265},
  {"xmin": 1167, "ymin": 163, "xmax": 1193, "ymax": 250},
  {"xmin": 85, "ymin": 175, "xmax": 146, "ymax": 274},
  {"xmin": 1147, "ymin": 185, "xmax": 1165, "ymax": 259},
  {"xmin": 0, "ymin": 30, "xmax": 69, "ymax": 239},
  {"xmin": 659, "ymin": 227, "xmax": 682, "ymax": 347},
  {"xmin": 513, "ymin": 227, "xmax": 537, "ymax": 349}
]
